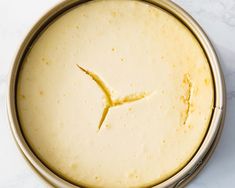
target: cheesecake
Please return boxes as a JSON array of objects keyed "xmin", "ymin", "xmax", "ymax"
[{"xmin": 17, "ymin": 0, "xmax": 214, "ymax": 187}]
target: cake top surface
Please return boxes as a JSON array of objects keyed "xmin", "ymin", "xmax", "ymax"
[{"xmin": 17, "ymin": 0, "xmax": 214, "ymax": 187}]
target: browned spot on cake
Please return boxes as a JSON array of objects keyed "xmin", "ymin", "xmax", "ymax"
[{"xmin": 39, "ymin": 90, "xmax": 44, "ymax": 96}]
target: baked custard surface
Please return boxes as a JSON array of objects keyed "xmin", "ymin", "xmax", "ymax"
[{"xmin": 17, "ymin": 0, "xmax": 214, "ymax": 187}]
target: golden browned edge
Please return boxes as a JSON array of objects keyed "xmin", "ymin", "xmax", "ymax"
[{"xmin": 7, "ymin": 0, "xmax": 226, "ymax": 188}]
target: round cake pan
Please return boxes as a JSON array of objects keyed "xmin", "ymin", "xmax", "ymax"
[{"xmin": 7, "ymin": 0, "xmax": 226, "ymax": 187}]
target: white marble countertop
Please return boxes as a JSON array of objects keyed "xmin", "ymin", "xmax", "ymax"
[{"xmin": 0, "ymin": 0, "xmax": 234, "ymax": 187}]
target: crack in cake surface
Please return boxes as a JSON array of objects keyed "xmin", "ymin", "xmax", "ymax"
[
  {"xmin": 181, "ymin": 74, "xmax": 193, "ymax": 126},
  {"xmin": 77, "ymin": 64, "xmax": 149, "ymax": 129},
  {"xmin": 77, "ymin": 65, "xmax": 113, "ymax": 105}
]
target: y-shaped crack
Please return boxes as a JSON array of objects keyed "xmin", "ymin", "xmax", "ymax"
[{"xmin": 77, "ymin": 64, "xmax": 149, "ymax": 129}]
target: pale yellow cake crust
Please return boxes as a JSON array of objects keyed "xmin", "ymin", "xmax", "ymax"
[{"xmin": 17, "ymin": 0, "xmax": 214, "ymax": 187}]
